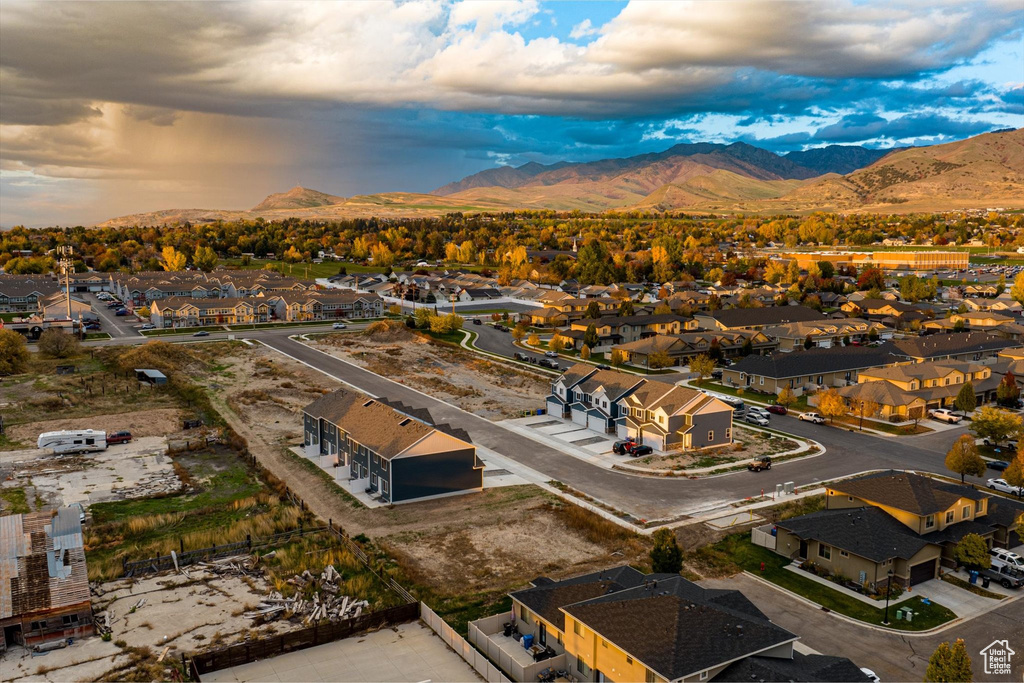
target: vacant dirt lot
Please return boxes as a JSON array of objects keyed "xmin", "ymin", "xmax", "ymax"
[
  {"xmin": 313, "ymin": 327, "xmax": 549, "ymax": 419},
  {"xmin": 7, "ymin": 408, "xmax": 183, "ymax": 445},
  {"xmin": 196, "ymin": 345, "xmax": 648, "ymax": 598}
]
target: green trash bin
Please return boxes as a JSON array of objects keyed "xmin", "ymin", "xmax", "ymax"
[{"xmin": 895, "ymin": 608, "xmax": 904, "ymax": 620}]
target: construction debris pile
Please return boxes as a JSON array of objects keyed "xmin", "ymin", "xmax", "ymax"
[{"xmin": 243, "ymin": 564, "xmax": 370, "ymax": 625}]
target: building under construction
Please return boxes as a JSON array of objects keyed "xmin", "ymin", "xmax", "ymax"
[{"xmin": 1, "ymin": 508, "xmax": 93, "ymax": 652}]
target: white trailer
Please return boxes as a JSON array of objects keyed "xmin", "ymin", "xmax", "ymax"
[{"xmin": 37, "ymin": 429, "xmax": 107, "ymax": 455}]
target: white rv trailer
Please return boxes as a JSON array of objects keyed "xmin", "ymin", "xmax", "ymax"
[{"xmin": 37, "ymin": 429, "xmax": 107, "ymax": 455}]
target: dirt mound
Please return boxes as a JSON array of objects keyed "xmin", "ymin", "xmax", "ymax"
[{"xmin": 363, "ymin": 319, "xmax": 411, "ymax": 341}]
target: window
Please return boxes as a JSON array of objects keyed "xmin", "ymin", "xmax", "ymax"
[
  {"xmin": 760, "ymin": 377, "xmax": 764, "ymax": 385},
  {"xmin": 601, "ymin": 639, "xmax": 608, "ymax": 648},
  {"xmin": 819, "ymin": 544, "xmax": 832, "ymax": 560},
  {"xmin": 708, "ymin": 430, "xmax": 714, "ymax": 442},
  {"xmin": 645, "ymin": 669, "xmax": 655, "ymax": 683},
  {"xmin": 30, "ymin": 621, "xmax": 47, "ymax": 631},
  {"xmin": 840, "ymin": 550, "xmax": 849, "ymax": 557},
  {"xmin": 700, "ymin": 671, "xmax": 709, "ymax": 681},
  {"xmin": 626, "ymin": 656, "xmax": 633, "ymax": 665},
  {"xmin": 520, "ymin": 606, "xmax": 527, "ymax": 621},
  {"xmin": 725, "ymin": 428, "xmax": 731, "ymax": 441},
  {"xmin": 573, "ymin": 621, "xmax": 581, "ymax": 636},
  {"xmin": 925, "ymin": 515, "xmax": 935, "ymax": 529},
  {"xmin": 976, "ymin": 499, "xmax": 984, "ymax": 514},
  {"xmin": 382, "ymin": 480, "xmax": 389, "ymax": 496},
  {"xmin": 945, "ymin": 510, "xmax": 955, "ymax": 524},
  {"xmin": 577, "ymin": 658, "xmax": 589, "ymax": 676},
  {"xmin": 962, "ymin": 505, "xmax": 970, "ymax": 520},
  {"xmin": 62, "ymin": 614, "xmax": 79, "ymax": 626},
  {"xmin": 380, "ymin": 458, "xmax": 388, "ymax": 472}
]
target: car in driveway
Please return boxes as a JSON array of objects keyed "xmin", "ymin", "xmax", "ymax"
[
  {"xmin": 982, "ymin": 437, "xmax": 1018, "ymax": 450},
  {"xmin": 744, "ymin": 413, "xmax": 770, "ymax": 426},
  {"xmin": 612, "ymin": 438, "xmax": 635, "ymax": 455},
  {"xmin": 798, "ymin": 412, "xmax": 825, "ymax": 424},
  {"xmin": 332, "ymin": 322, "xmax": 348, "ymax": 329},
  {"xmin": 988, "ymin": 478, "xmax": 1024, "ymax": 496},
  {"xmin": 106, "ymin": 430, "xmax": 133, "ymax": 445},
  {"xmin": 628, "ymin": 445, "xmax": 653, "ymax": 457},
  {"xmin": 766, "ymin": 404, "xmax": 788, "ymax": 415},
  {"xmin": 986, "ymin": 460, "xmax": 1011, "ymax": 471},
  {"xmin": 929, "ymin": 408, "xmax": 962, "ymax": 424},
  {"xmin": 990, "ymin": 547, "xmax": 1024, "ymax": 570},
  {"xmin": 193, "ymin": 330, "xmax": 210, "ymax": 337},
  {"xmin": 980, "ymin": 564, "xmax": 1024, "ymax": 589}
]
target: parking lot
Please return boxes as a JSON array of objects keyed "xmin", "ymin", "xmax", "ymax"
[{"xmin": 83, "ymin": 292, "xmax": 144, "ymax": 337}]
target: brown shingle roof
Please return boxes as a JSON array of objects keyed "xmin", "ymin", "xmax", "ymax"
[
  {"xmin": 830, "ymin": 471, "xmax": 986, "ymax": 516},
  {"xmin": 303, "ymin": 389, "xmax": 437, "ymax": 458}
]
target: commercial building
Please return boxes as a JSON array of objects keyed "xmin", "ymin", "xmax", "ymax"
[{"xmin": 775, "ymin": 251, "xmax": 969, "ymax": 272}]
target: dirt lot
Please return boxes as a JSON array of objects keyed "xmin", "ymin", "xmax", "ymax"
[
  {"xmin": 6, "ymin": 408, "xmax": 183, "ymax": 445},
  {"xmin": 312, "ymin": 327, "xmax": 549, "ymax": 419},
  {"xmin": 629, "ymin": 426, "xmax": 801, "ymax": 471},
  {"xmin": 196, "ymin": 345, "xmax": 649, "ymax": 600}
]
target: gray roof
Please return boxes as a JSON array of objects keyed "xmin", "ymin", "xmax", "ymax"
[
  {"xmin": 777, "ymin": 507, "xmax": 931, "ymax": 563},
  {"xmin": 714, "ymin": 652, "xmax": 871, "ymax": 682},
  {"xmin": 889, "ymin": 332, "xmax": 1017, "ymax": 359},
  {"xmin": 727, "ymin": 346, "xmax": 896, "ymax": 379},
  {"xmin": 710, "ymin": 306, "xmax": 826, "ymax": 328}
]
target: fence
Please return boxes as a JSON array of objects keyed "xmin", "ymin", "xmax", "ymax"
[
  {"xmin": 121, "ymin": 526, "xmax": 328, "ymax": 577},
  {"xmin": 751, "ymin": 524, "xmax": 777, "ymax": 551},
  {"xmin": 421, "ymin": 603, "xmax": 512, "ymax": 683},
  {"xmin": 188, "ymin": 602, "xmax": 420, "ymax": 675}
]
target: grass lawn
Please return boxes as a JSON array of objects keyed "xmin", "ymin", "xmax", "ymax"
[
  {"xmin": 697, "ymin": 534, "xmax": 957, "ymax": 631},
  {"xmin": 0, "ymin": 487, "xmax": 30, "ymax": 514},
  {"xmin": 83, "ymin": 332, "xmax": 112, "ymax": 340},
  {"xmin": 829, "ymin": 413, "xmax": 932, "ymax": 435}
]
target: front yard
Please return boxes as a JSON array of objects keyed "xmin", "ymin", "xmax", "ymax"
[
  {"xmin": 628, "ymin": 427, "xmax": 801, "ymax": 472},
  {"xmin": 692, "ymin": 534, "xmax": 957, "ymax": 631}
]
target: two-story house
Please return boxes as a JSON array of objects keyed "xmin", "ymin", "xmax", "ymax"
[
  {"xmin": 618, "ymin": 380, "xmax": 733, "ymax": 451},
  {"xmin": 469, "ymin": 566, "xmax": 869, "ymax": 683},
  {"xmin": 694, "ymin": 305, "xmax": 825, "ymax": 332},
  {"xmin": 762, "ymin": 318, "xmax": 891, "ymax": 352},
  {"xmin": 565, "ymin": 314, "xmax": 693, "ymax": 352},
  {"xmin": 302, "ymin": 390, "xmax": 482, "ymax": 504},
  {"xmin": 149, "ymin": 296, "xmax": 276, "ymax": 327},
  {"xmin": 567, "ymin": 368, "xmax": 646, "ymax": 433},
  {"xmin": 840, "ymin": 360, "xmax": 1001, "ymax": 416},
  {"xmin": 771, "ymin": 472, "xmax": 1024, "ymax": 589},
  {"xmin": 722, "ymin": 346, "xmax": 898, "ymax": 396}
]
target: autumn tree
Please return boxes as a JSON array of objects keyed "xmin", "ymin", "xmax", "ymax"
[
  {"xmin": 969, "ymin": 406, "xmax": 1023, "ymax": 447},
  {"xmin": 580, "ymin": 344, "xmax": 592, "ymax": 361},
  {"xmin": 527, "ymin": 333, "xmax": 541, "ymax": 347},
  {"xmin": 0, "ymin": 329, "xmax": 30, "ymax": 375},
  {"xmin": 610, "ymin": 349, "xmax": 627, "ymax": 367},
  {"xmin": 996, "ymin": 371, "xmax": 1020, "ymax": 406},
  {"xmin": 953, "ymin": 534, "xmax": 991, "ymax": 570},
  {"xmin": 945, "ymin": 434, "xmax": 986, "ymax": 484},
  {"xmin": 512, "ymin": 324, "xmax": 526, "ymax": 343},
  {"xmin": 648, "ymin": 350, "xmax": 674, "ymax": 369},
  {"xmin": 1004, "ymin": 449, "xmax": 1024, "ymax": 491},
  {"xmin": 193, "ymin": 245, "xmax": 218, "ymax": 271},
  {"xmin": 954, "ymin": 382, "xmax": 977, "ymax": 415},
  {"xmin": 1012, "ymin": 272, "xmax": 1024, "ymax": 305},
  {"xmin": 925, "ymin": 639, "xmax": 972, "ymax": 683},
  {"xmin": 689, "ymin": 354, "xmax": 714, "ymax": 386},
  {"xmin": 37, "ymin": 328, "xmax": 80, "ymax": 359},
  {"xmin": 816, "ymin": 388, "xmax": 847, "ymax": 424},
  {"xmin": 776, "ymin": 386, "xmax": 797, "ymax": 409},
  {"xmin": 549, "ymin": 335, "xmax": 567, "ymax": 353},
  {"xmin": 160, "ymin": 246, "xmax": 187, "ymax": 271}
]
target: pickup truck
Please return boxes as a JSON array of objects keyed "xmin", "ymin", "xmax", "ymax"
[{"xmin": 980, "ymin": 564, "xmax": 1024, "ymax": 589}]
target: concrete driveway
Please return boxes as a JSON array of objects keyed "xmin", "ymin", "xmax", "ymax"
[{"xmin": 911, "ymin": 575, "xmax": 1008, "ymax": 620}]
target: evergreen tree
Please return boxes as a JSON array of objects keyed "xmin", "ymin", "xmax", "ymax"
[{"xmin": 650, "ymin": 529, "xmax": 683, "ymax": 574}]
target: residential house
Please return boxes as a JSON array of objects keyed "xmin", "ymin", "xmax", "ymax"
[
  {"xmin": 149, "ymin": 296, "xmax": 276, "ymax": 328},
  {"xmin": 546, "ymin": 364, "xmax": 599, "ymax": 419},
  {"xmin": 302, "ymin": 389, "xmax": 482, "ymax": 504},
  {"xmin": 836, "ymin": 360, "xmax": 999, "ymax": 418},
  {"xmin": 612, "ymin": 331, "xmax": 776, "ymax": 367},
  {"xmin": 770, "ymin": 472, "xmax": 1024, "ymax": 590},
  {"xmin": 962, "ymin": 297, "xmax": 1022, "ymax": 315},
  {"xmin": 762, "ymin": 318, "xmax": 890, "ymax": 351},
  {"xmin": 40, "ymin": 293, "xmax": 97, "ymax": 321},
  {"xmin": 618, "ymin": 380, "xmax": 733, "ymax": 450},
  {"xmin": 564, "ymin": 314, "xmax": 691, "ymax": 352},
  {"xmin": 274, "ymin": 291, "xmax": 383, "ymax": 321},
  {"xmin": 0, "ymin": 275, "xmax": 59, "ymax": 313},
  {"xmin": 1, "ymin": 508, "xmax": 93, "ymax": 651},
  {"xmin": 566, "ymin": 367, "xmax": 646, "ymax": 433},
  {"xmin": 469, "ymin": 565, "xmax": 868, "ymax": 683},
  {"xmin": 694, "ymin": 305, "xmax": 826, "ymax": 332},
  {"xmin": 722, "ymin": 346, "xmax": 897, "ymax": 396},
  {"xmin": 887, "ymin": 332, "xmax": 1018, "ymax": 363},
  {"xmin": 964, "ymin": 284, "xmax": 999, "ymax": 298}
]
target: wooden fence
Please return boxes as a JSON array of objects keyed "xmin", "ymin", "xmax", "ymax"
[{"xmin": 187, "ymin": 602, "xmax": 420, "ymax": 675}]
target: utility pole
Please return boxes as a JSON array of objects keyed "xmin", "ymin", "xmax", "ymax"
[{"xmin": 57, "ymin": 245, "xmax": 74, "ymax": 327}]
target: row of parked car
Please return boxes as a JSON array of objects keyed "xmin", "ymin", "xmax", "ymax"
[
  {"xmin": 611, "ymin": 437, "xmax": 653, "ymax": 457},
  {"xmin": 513, "ymin": 352, "xmax": 560, "ymax": 370}
]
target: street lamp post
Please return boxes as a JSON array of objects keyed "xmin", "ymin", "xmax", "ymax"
[{"xmin": 882, "ymin": 569, "xmax": 895, "ymax": 625}]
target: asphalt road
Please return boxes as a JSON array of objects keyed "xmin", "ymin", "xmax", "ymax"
[
  {"xmin": 255, "ymin": 330, "xmax": 970, "ymax": 520},
  {"xmin": 703, "ymin": 574, "xmax": 1024, "ymax": 683},
  {"xmin": 84, "ymin": 293, "xmax": 140, "ymax": 338}
]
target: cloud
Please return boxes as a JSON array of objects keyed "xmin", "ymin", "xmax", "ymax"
[
  {"xmin": 569, "ymin": 19, "xmax": 598, "ymax": 40},
  {"xmin": 811, "ymin": 113, "xmax": 999, "ymax": 143}
]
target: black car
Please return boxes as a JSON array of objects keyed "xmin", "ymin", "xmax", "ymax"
[
  {"xmin": 514, "ymin": 352, "xmax": 529, "ymax": 361},
  {"xmin": 596, "ymin": 364, "xmax": 611, "ymax": 370},
  {"xmin": 629, "ymin": 445, "xmax": 653, "ymax": 457},
  {"xmin": 472, "ymin": 318, "xmax": 482, "ymax": 325},
  {"xmin": 612, "ymin": 439, "xmax": 635, "ymax": 455},
  {"xmin": 711, "ymin": 370, "xmax": 723, "ymax": 380},
  {"xmin": 987, "ymin": 460, "xmax": 1011, "ymax": 471}
]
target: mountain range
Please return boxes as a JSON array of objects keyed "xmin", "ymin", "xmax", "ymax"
[{"xmin": 94, "ymin": 128, "xmax": 1024, "ymax": 226}]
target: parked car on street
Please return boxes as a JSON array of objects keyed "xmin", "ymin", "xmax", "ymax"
[
  {"xmin": 798, "ymin": 412, "xmax": 825, "ymax": 424},
  {"xmin": 596, "ymin": 364, "xmax": 611, "ymax": 370},
  {"xmin": 332, "ymin": 322, "xmax": 348, "ymax": 329},
  {"xmin": 538, "ymin": 358, "xmax": 559, "ymax": 370},
  {"xmin": 472, "ymin": 318, "xmax": 482, "ymax": 325},
  {"xmin": 747, "ymin": 456, "xmax": 772, "ymax": 472},
  {"xmin": 106, "ymin": 430, "xmax": 133, "ymax": 445},
  {"xmin": 988, "ymin": 478, "xmax": 1024, "ymax": 496},
  {"xmin": 193, "ymin": 330, "xmax": 210, "ymax": 337},
  {"xmin": 514, "ymin": 352, "xmax": 529, "ymax": 362},
  {"xmin": 766, "ymin": 405, "xmax": 788, "ymax": 415},
  {"xmin": 139, "ymin": 323, "xmax": 155, "ymax": 330},
  {"xmin": 628, "ymin": 445, "xmax": 653, "ymax": 457},
  {"xmin": 929, "ymin": 408, "xmax": 962, "ymax": 424},
  {"xmin": 544, "ymin": 350, "xmax": 559, "ymax": 358},
  {"xmin": 982, "ymin": 437, "xmax": 1018, "ymax": 450},
  {"xmin": 986, "ymin": 460, "xmax": 1010, "ymax": 471},
  {"xmin": 747, "ymin": 406, "xmax": 770, "ymax": 418},
  {"xmin": 744, "ymin": 413, "xmax": 770, "ymax": 426}
]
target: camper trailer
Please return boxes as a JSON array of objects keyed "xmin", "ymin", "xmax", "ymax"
[{"xmin": 37, "ymin": 430, "xmax": 107, "ymax": 455}]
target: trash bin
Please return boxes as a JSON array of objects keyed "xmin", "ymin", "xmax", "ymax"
[
  {"xmin": 522, "ymin": 634, "xmax": 534, "ymax": 650},
  {"xmin": 969, "ymin": 570, "xmax": 979, "ymax": 584},
  {"xmin": 982, "ymin": 576, "xmax": 991, "ymax": 589},
  {"xmin": 905, "ymin": 610, "xmax": 913, "ymax": 623},
  {"xmin": 895, "ymin": 608, "xmax": 904, "ymax": 620}
]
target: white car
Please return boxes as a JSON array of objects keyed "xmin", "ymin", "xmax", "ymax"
[
  {"xmin": 929, "ymin": 408, "xmax": 962, "ymax": 424},
  {"xmin": 798, "ymin": 412, "xmax": 825, "ymax": 424},
  {"xmin": 544, "ymin": 350, "xmax": 559, "ymax": 358},
  {"xmin": 744, "ymin": 413, "xmax": 770, "ymax": 427},
  {"xmin": 747, "ymin": 407, "xmax": 771, "ymax": 419},
  {"xmin": 139, "ymin": 323, "xmax": 155, "ymax": 330},
  {"xmin": 988, "ymin": 478, "xmax": 1024, "ymax": 496},
  {"xmin": 860, "ymin": 669, "xmax": 880, "ymax": 683},
  {"xmin": 989, "ymin": 547, "xmax": 1024, "ymax": 570},
  {"xmin": 332, "ymin": 322, "xmax": 348, "ymax": 329}
]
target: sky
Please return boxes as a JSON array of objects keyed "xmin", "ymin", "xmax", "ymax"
[{"xmin": 1, "ymin": 0, "xmax": 1022, "ymax": 227}]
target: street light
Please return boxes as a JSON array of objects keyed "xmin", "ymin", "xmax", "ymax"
[{"xmin": 882, "ymin": 568, "xmax": 895, "ymax": 625}]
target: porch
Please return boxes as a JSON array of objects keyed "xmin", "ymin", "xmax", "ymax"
[
  {"xmin": 290, "ymin": 445, "xmax": 387, "ymax": 509},
  {"xmin": 468, "ymin": 613, "xmax": 570, "ymax": 683}
]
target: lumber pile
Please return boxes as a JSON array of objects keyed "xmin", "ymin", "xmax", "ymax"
[{"xmin": 243, "ymin": 564, "xmax": 369, "ymax": 625}]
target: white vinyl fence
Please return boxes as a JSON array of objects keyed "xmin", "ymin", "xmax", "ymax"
[{"xmin": 420, "ymin": 603, "xmax": 512, "ymax": 683}]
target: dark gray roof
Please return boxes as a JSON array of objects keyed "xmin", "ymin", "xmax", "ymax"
[
  {"xmin": 776, "ymin": 507, "xmax": 931, "ymax": 563},
  {"xmin": 711, "ymin": 306, "xmax": 826, "ymax": 328},
  {"xmin": 577, "ymin": 314, "xmax": 685, "ymax": 328},
  {"xmin": 714, "ymin": 652, "xmax": 871, "ymax": 682},
  {"xmin": 890, "ymin": 332, "xmax": 1017, "ymax": 359},
  {"xmin": 727, "ymin": 346, "xmax": 896, "ymax": 379},
  {"xmin": 511, "ymin": 566, "xmax": 646, "ymax": 632},
  {"xmin": 986, "ymin": 497, "xmax": 1024, "ymax": 529},
  {"xmin": 563, "ymin": 577, "xmax": 796, "ymax": 681}
]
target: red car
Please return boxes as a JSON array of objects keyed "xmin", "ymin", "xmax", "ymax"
[
  {"xmin": 106, "ymin": 430, "xmax": 133, "ymax": 444},
  {"xmin": 766, "ymin": 405, "xmax": 788, "ymax": 415}
]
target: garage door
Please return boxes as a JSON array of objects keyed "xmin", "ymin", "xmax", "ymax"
[
  {"xmin": 547, "ymin": 399, "xmax": 564, "ymax": 418},
  {"xmin": 616, "ymin": 424, "xmax": 628, "ymax": 440},
  {"xmin": 909, "ymin": 559, "xmax": 936, "ymax": 585},
  {"xmin": 588, "ymin": 413, "xmax": 607, "ymax": 433},
  {"xmin": 571, "ymin": 408, "xmax": 588, "ymax": 426}
]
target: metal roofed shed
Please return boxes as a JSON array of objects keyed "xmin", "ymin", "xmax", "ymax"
[
  {"xmin": 1, "ymin": 508, "xmax": 94, "ymax": 652},
  {"xmin": 134, "ymin": 368, "xmax": 168, "ymax": 385}
]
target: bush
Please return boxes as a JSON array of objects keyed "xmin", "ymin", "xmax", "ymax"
[
  {"xmin": 37, "ymin": 328, "xmax": 81, "ymax": 358},
  {"xmin": 0, "ymin": 329, "xmax": 29, "ymax": 375}
]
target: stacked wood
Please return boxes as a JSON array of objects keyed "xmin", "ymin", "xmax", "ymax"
[{"xmin": 242, "ymin": 564, "xmax": 368, "ymax": 625}]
